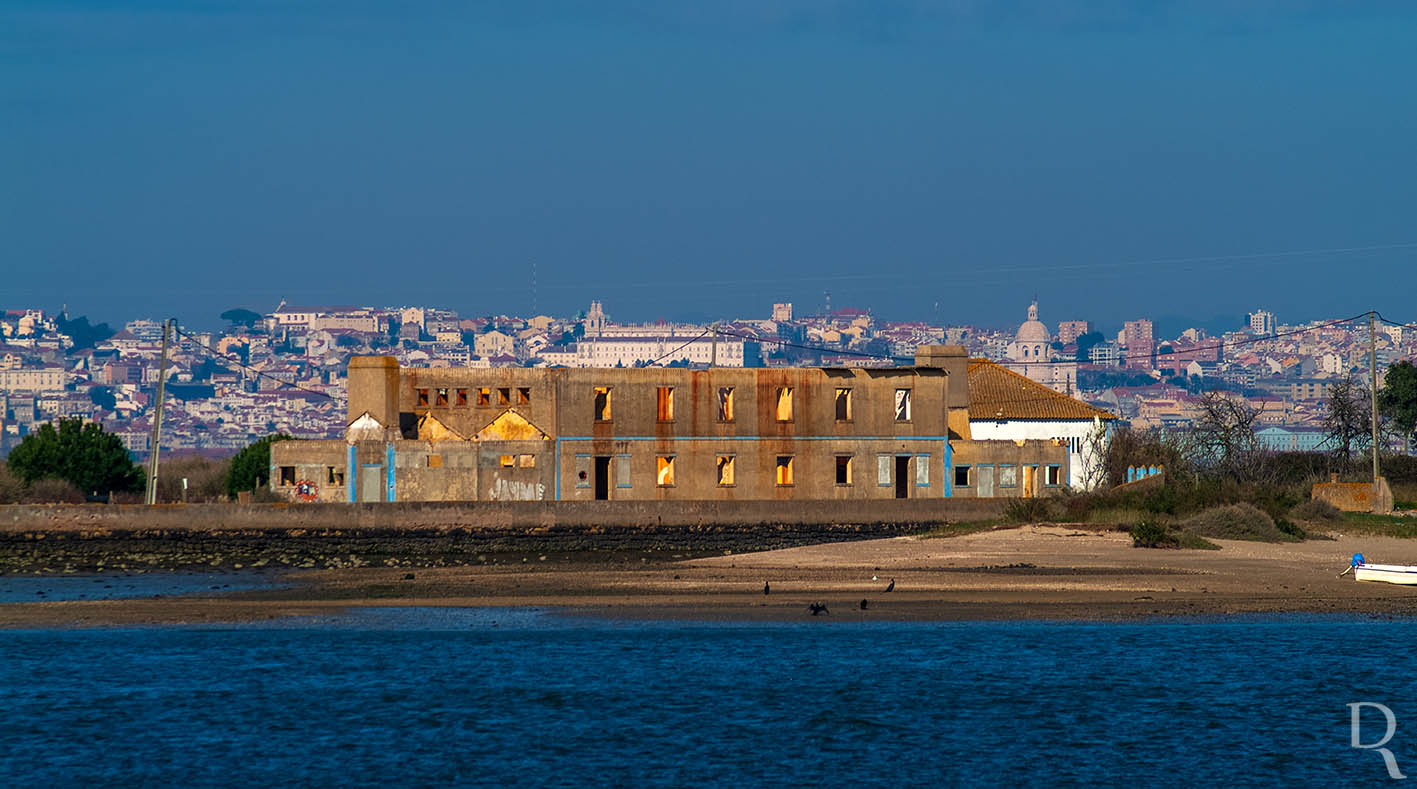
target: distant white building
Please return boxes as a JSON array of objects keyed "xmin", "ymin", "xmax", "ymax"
[
  {"xmin": 1249, "ymin": 309, "xmax": 1275, "ymax": 336},
  {"xmin": 1003, "ymin": 300, "xmax": 1077, "ymax": 394}
]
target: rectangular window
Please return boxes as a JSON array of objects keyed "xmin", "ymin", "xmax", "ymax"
[
  {"xmin": 519, "ymin": 454, "xmax": 535, "ymax": 468},
  {"xmin": 657, "ymin": 456, "xmax": 676, "ymax": 487},
  {"xmin": 518, "ymin": 387, "xmax": 531, "ymax": 405},
  {"xmin": 500, "ymin": 455, "xmax": 515, "ymax": 468},
  {"xmin": 416, "ymin": 388, "xmax": 429, "ymax": 407},
  {"xmin": 657, "ymin": 386, "xmax": 675, "ymax": 421},
  {"xmin": 954, "ymin": 465, "xmax": 971, "ymax": 487},
  {"xmin": 916, "ymin": 455, "xmax": 930, "ymax": 487},
  {"xmin": 435, "ymin": 388, "xmax": 449, "ymax": 406},
  {"xmin": 326, "ymin": 466, "xmax": 344, "ymax": 485},
  {"xmin": 427, "ymin": 455, "xmax": 443, "ymax": 468},
  {"xmin": 776, "ymin": 387, "xmax": 793, "ymax": 422},
  {"xmin": 617, "ymin": 454, "xmax": 632, "ymax": 488},
  {"xmin": 718, "ymin": 387, "xmax": 734, "ymax": 421},
  {"xmin": 575, "ymin": 454, "xmax": 591, "ymax": 488},
  {"xmin": 498, "ymin": 387, "xmax": 511, "ymax": 405},
  {"xmin": 456, "ymin": 388, "xmax": 468, "ymax": 406},
  {"xmin": 835, "ymin": 388, "xmax": 852, "ymax": 421},
  {"xmin": 1046, "ymin": 465, "xmax": 1062, "ymax": 486},
  {"xmin": 895, "ymin": 389, "xmax": 912, "ymax": 421},
  {"xmin": 717, "ymin": 455, "xmax": 735, "ymax": 486},
  {"xmin": 477, "ymin": 387, "xmax": 491, "ymax": 406},
  {"xmin": 775, "ymin": 456, "xmax": 794, "ymax": 486},
  {"xmin": 279, "ymin": 466, "xmax": 296, "ymax": 486},
  {"xmin": 594, "ymin": 387, "xmax": 612, "ymax": 421},
  {"xmin": 877, "ymin": 455, "xmax": 892, "ymax": 486},
  {"xmin": 999, "ymin": 464, "xmax": 1018, "ymax": 488},
  {"xmin": 836, "ymin": 455, "xmax": 853, "ymax": 485}
]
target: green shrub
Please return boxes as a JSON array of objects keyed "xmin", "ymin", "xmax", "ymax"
[
  {"xmin": 1180, "ymin": 503, "xmax": 1293, "ymax": 542},
  {"xmin": 1290, "ymin": 498, "xmax": 1342, "ymax": 523},
  {"xmin": 1003, "ymin": 497, "xmax": 1054, "ymax": 523},
  {"xmin": 1130, "ymin": 520, "xmax": 1173, "ymax": 548}
]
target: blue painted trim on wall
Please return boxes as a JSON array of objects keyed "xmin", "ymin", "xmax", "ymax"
[
  {"xmin": 554, "ymin": 437, "xmax": 562, "ymax": 501},
  {"xmin": 347, "ymin": 444, "xmax": 357, "ymax": 502},
  {"xmin": 943, "ymin": 440, "xmax": 953, "ymax": 498},
  {"xmin": 386, "ymin": 444, "xmax": 396, "ymax": 502}
]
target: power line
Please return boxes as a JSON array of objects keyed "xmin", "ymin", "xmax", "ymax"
[
  {"xmin": 645, "ymin": 328, "xmax": 713, "ymax": 367},
  {"xmin": 172, "ymin": 325, "xmax": 336, "ymax": 400}
]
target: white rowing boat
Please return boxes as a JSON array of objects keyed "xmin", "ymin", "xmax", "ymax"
[{"xmin": 1348, "ymin": 554, "xmax": 1417, "ymax": 585}]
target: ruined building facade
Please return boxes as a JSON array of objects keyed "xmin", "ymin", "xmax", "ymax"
[{"xmin": 270, "ymin": 346, "xmax": 1094, "ymax": 503}]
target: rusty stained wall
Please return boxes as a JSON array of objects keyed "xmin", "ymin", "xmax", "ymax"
[
  {"xmin": 558, "ymin": 437, "xmax": 951, "ymax": 502},
  {"xmin": 948, "ymin": 440, "xmax": 1071, "ymax": 499},
  {"xmin": 1311, "ymin": 475, "xmax": 1394, "ymax": 514},
  {"xmin": 269, "ymin": 440, "xmax": 350, "ymax": 503}
]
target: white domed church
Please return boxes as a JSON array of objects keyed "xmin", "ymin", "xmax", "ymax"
[{"xmin": 1005, "ymin": 300, "xmax": 1078, "ymax": 394}]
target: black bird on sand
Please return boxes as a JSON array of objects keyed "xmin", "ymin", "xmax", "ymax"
[
  {"xmin": 808, "ymin": 602, "xmax": 830, "ymax": 616},
  {"xmin": 884, "ymin": 579, "xmax": 895, "ymax": 593},
  {"xmin": 859, "ymin": 599, "xmax": 869, "ymax": 610},
  {"xmin": 764, "ymin": 581, "xmax": 771, "ymax": 595}
]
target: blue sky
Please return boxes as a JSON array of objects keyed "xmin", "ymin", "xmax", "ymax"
[{"xmin": 4, "ymin": 2, "xmax": 1416, "ymax": 332}]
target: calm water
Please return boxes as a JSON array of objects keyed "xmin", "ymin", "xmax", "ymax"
[
  {"xmin": 0, "ymin": 572, "xmax": 285, "ymax": 603},
  {"xmin": 1, "ymin": 610, "xmax": 1413, "ymax": 786}
]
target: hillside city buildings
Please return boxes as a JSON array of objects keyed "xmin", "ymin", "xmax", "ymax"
[{"xmin": 0, "ymin": 299, "xmax": 1409, "ymax": 466}]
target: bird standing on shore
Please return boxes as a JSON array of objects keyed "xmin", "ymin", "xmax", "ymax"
[
  {"xmin": 884, "ymin": 579, "xmax": 895, "ymax": 593},
  {"xmin": 859, "ymin": 599, "xmax": 869, "ymax": 610},
  {"xmin": 763, "ymin": 581, "xmax": 770, "ymax": 595}
]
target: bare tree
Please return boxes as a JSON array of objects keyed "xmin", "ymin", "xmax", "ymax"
[
  {"xmin": 1188, "ymin": 391, "xmax": 1263, "ymax": 480},
  {"xmin": 1322, "ymin": 377, "xmax": 1371, "ymax": 461}
]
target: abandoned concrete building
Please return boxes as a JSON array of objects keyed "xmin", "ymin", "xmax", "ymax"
[{"xmin": 269, "ymin": 346, "xmax": 1115, "ymax": 503}]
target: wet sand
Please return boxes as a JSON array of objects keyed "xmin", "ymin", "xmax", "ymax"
[{"xmin": 4, "ymin": 525, "xmax": 1417, "ymax": 627}]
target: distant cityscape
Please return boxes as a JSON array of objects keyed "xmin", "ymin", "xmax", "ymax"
[{"xmin": 0, "ymin": 298, "xmax": 1404, "ymax": 459}]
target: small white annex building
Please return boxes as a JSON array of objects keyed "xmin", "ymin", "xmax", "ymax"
[{"xmin": 967, "ymin": 359, "xmax": 1116, "ymax": 489}]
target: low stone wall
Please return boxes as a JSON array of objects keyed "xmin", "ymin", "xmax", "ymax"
[
  {"xmin": 1311, "ymin": 474, "xmax": 1394, "ymax": 514},
  {"xmin": 0, "ymin": 498, "xmax": 1005, "ymax": 534}
]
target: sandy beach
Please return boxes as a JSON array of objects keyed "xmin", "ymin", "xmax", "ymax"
[{"xmin": 4, "ymin": 524, "xmax": 1417, "ymax": 627}]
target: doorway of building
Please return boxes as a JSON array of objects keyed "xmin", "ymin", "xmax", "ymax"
[
  {"xmin": 977, "ymin": 465, "xmax": 994, "ymax": 497},
  {"xmin": 895, "ymin": 456, "xmax": 909, "ymax": 499},
  {"xmin": 593, "ymin": 456, "xmax": 611, "ymax": 500}
]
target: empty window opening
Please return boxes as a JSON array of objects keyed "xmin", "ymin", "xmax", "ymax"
[
  {"xmin": 416, "ymin": 388, "xmax": 429, "ymax": 407},
  {"xmin": 519, "ymin": 454, "xmax": 536, "ymax": 468},
  {"xmin": 1046, "ymin": 465, "xmax": 1062, "ymax": 486},
  {"xmin": 776, "ymin": 456, "xmax": 795, "ymax": 486},
  {"xmin": 456, "ymin": 388, "xmax": 468, "ymax": 406},
  {"xmin": 776, "ymin": 387, "xmax": 793, "ymax": 422},
  {"xmin": 657, "ymin": 387, "xmax": 675, "ymax": 421},
  {"xmin": 657, "ymin": 456, "xmax": 676, "ymax": 487},
  {"xmin": 836, "ymin": 455, "xmax": 853, "ymax": 485},
  {"xmin": 428, "ymin": 455, "xmax": 443, "ymax": 468},
  {"xmin": 717, "ymin": 455, "xmax": 735, "ymax": 486},
  {"xmin": 835, "ymin": 388, "xmax": 853, "ymax": 421},
  {"xmin": 895, "ymin": 389, "xmax": 912, "ymax": 421},
  {"xmin": 500, "ymin": 455, "xmax": 515, "ymax": 468},
  {"xmin": 477, "ymin": 387, "xmax": 491, "ymax": 406},
  {"xmin": 954, "ymin": 465, "xmax": 971, "ymax": 487},
  {"xmin": 279, "ymin": 466, "xmax": 296, "ymax": 486},
  {"xmin": 594, "ymin": 387, "xmax": 612, "ymax": 421},
  {"xmin": 435, "ymin": 388, "xmax": 449, "ymax": 406},
  {"xmin": 327, "ymin": 466, "xmax": 344, "ymax": 486},
  {"xmin": 518, "ymin": 387, "xmax": 531, "ymax": 405},
  {"xmin": 498, "ymin": 387, "xmax": 511, "ymax": 405},
  {"xmin": 718, "ymin": 387, "xmax": 734, "ymax": 421}
]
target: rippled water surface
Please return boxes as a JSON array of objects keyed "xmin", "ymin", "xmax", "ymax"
[{"xmin": 1, "ymin": 610, "xmax": 1412, "ymax": 786}]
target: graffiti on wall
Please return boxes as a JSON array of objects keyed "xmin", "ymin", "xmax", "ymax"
[
  {"xmin": 486, "ymin": 476, "xmax": 545, "ymax": 501},
  {"xmin": 294, "ymin": 479, "xmax": 319, "ymax": 502}
]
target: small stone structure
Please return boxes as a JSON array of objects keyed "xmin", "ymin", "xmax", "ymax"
[{"xmin": 1311, "ymin": 473, "xmax": 1394, "ymax": 514}]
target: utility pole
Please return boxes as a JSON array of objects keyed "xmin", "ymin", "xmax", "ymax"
[
  {"xmin": 1370, "ymin": 311, "xmax": 1381, "ymax": 485},
  {"xmin": 146, "ymin": 318, "xmax": 173, "ymax": 506}
]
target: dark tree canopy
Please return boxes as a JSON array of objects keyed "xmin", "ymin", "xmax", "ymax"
[
  {"xmin": 7, "ymin": 418, "xmax": 143, "ymax": 494},
  {"xmin": 1380, "ymin": 360, "xmax": 1417, "ymax": 451},
  {"xmin": 227, "ymin": 434, "xmax": 294, "ymax": 497},
  {"xmin": 220, "ymin": 308, "xmax": 262, "ymax": 328},
  {"xmin": 88, "ymin": 385, "xmax": 117, "ymax": 411},
  {"xmin": 55, "ymin": 315, "xmax": 116, "ymax": 351}
]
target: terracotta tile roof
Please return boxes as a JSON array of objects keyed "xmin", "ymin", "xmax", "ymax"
[{"xmin": 968, "ymin": 359, "xmax": 1117, "ymax": 421}]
